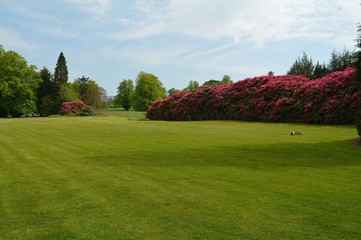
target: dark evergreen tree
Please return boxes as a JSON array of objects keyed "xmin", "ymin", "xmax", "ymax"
[
  {"xmin": 36, "ymin": 67, "xmax": 58, "ymax": 116},
  {"xmin": 74, "ymin": 76, "xmax": 90, "ymax": 100},
  {"xmin": 288, "ymin": 52, "xmax": 314, "ymax": 79},
  {"xmin": 328, "ymin": 49, "xmax": 357, "ymax": 72},
  {"xmin": 313, "ymin": 61, "xmax": 329, "ymax": 79},
  {"xmin": 53, "ymin": 52, "xmax": 69, "ymax": 111},
  {"xmin": 54, "ymin": 52, "xmax": 68, "ymax": 86}
]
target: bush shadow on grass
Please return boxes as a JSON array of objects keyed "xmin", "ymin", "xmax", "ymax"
[{"xmin": 90, "ymin": 139, "xmax": 361, "ymax": 170}]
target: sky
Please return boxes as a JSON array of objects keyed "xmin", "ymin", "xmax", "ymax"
[{"xmin": 0, "ymin": 0, "xmax": 360, "ymax": 96}]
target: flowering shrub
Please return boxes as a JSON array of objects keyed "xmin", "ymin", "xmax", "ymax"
[
  {"xmin": 146, "ymin": 68, "xmax": 360, "ymax": 124},
  {"xmin": 59, "ymin": 101, "xmax": 86, "ymax": 115}
]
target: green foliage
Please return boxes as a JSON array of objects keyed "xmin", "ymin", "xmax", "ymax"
[
  {"xmin": 53, "ymin": 52, "xmax": 68, "ymax": 86},
  {"xmin": 39, "ymin": 95, "xmax": 57, "ymax": 117},
  {"xmin": 167, "ymin": 87, "xmax": 180, "ymax": 96},
  {"xmin": 80, "ymin": 105, "xmax": 94, "ymax": 116},
  {"xmin": 73, "ymin": 77, "xmax": 107, "ymax": 108},
  {"xmin": 82, "ymin": 83, "xmax": 107, "ymax": 108},
  {"xmin": 133, "ymin": 71, "xmax": 166, "ymax": 111},
  {"xmin": 288, "ymin": 52, "xmax": 315, "ymax": 79},
  {"xmin": 115, "ymin": 79, "xmax": 134, "ymax": 111},
  {"xmin": 59, "ymin": 83, "xmax": 79, "ymax": 102},
  {"xmin": 202, "ymin": 76, "xmax": 233, "ymax": 87},
  {"xmin": 37, "ymin": 67, "xmax": 58, "ymax": 116},
  {"xmin": 0, "ymin": 45, "xmax": 41, "ymax": 117},
  {"xmin": 184, "ymin": 80, "xmax": 199, "ymax": 92},
  {"xmin": 221, "ymin": 75, "xmax": 233, "ymax": 84},
  {"xmin": 51, "ymin": 52, "xmax": 69, "ymax": 112},
  {"xmin": 313, "ymin": 61, "xmax": 329, "ymax": 79},
  {"xmin": 289, "ymin": 50, "xmax": 357, "ymax": 80},
  {"xmin": 203, "ymin": 79, "xmax": 221, "ymax": 86},
  {"xmin": 74, "ymin": 76, "xmax": 90, "ymax": 99},
  {"xmin": 328, "ymin": 49, "xmax": 357, "ymax": 72}
]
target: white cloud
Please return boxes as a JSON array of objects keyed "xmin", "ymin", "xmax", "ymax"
[
  {"xmin": 66, "ymin": 0, "xmax": 111, "ymax": 19},
  {"xmin": 0, "ymin": 28, "xmax": 37, "ymax": 52},
  {"xmin": 116, "ymin": 0, "xmax": 360, "ymax": 48}
]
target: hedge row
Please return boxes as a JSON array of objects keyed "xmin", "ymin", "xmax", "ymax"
[{"xmin": 146, "ymin": 68, "xmax": 360, "ymax": 124}]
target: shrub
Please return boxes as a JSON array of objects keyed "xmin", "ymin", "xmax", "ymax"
[
  {"xmin": 80, "ymin": 106, "xmax": 94, "ymax": 116},
  {"xmin": 146, "ymin": 68, "xmax": 360, "ymax": 125},
  {"xmin": 59, "ymin": 101, "xmax": 86, "ymax": 115}
]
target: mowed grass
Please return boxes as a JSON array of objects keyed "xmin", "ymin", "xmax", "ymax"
[{"xmin": 0, "ymin": 111, "xmax": 360, "ymax": 240}]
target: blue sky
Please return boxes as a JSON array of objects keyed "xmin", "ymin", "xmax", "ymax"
[{"xmin": 0, "ymin": 0, "xmax": 360, "ymax": 96}]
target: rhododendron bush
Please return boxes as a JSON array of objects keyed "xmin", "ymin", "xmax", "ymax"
[
  {"xmin": 146, "ymin": 68, "xmax": 360, "ymax": 124},
  {"xmin": 59, "ymin": 101, "xmax": 86, "ymax": 115}
]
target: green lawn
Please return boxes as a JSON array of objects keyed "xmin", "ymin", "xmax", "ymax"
[{"xmin": 0, "ymin": 111, "xmax": 360, "ymax": 239}]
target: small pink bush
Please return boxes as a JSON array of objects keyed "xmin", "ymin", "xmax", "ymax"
[{"xmin": 59, "ymin": 101, "xmax": 86, "ymax": 115}]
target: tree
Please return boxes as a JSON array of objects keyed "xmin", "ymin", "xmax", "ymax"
[
  {"xmin": 184, "ymin": 80, "xmax": 199, "ymax": 92},
  {"xmin": 133, "ymin": 72, "xmax": 166, "ymax": 111},
  {"xmin": 0, "ymin": 45, "xmax": 41, "ymax": 117},
  {"xmin": 203, "ymin": 79, "xmax": 221, "ymax": 86},
  {"xmin": 53, "ymin": 52, "xmax": 69, "ymax": 112},
  {"xmin": 328, "ymin": 49, "xmax": 357, "ymax": 72},
  {"xmin": 74, "ymin": 76, "xmax": 90, "ymax": 100},
  {"xmin": 54, "ymin": 52, "xmax": 68, "ymax": 86},
  {"xmin": 167, "ymin": 88, "xmax": 180, "ymax": 96},
  {"xmin": 115, "ymin": 79, "xmax": 134, "ymax": 111},
  {"xmin": 221, "ymin": 75, "xmax": 233, "ymax": 84},
  {"xmin": 37, "ymin": 67, "xmax": 58, "ymax": 116},
  {"xmin": 288, "ymin": 52, "xmax": 315, "ymax": 79},
  {"xmin": 82, "ymin": 84, "xmax": 102, "ymax": 108},
  {"xmin": 313, "ymin": 61, "xmax": 329, "ymax": 79},
  {"xmin": 59, "ymin": 83, "xmax": 79, "ymax": 103},
  {"xmin": 72, "ymin": 77, "xmax": 108, "ymax": 109}
]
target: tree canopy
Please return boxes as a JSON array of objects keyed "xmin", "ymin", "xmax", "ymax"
[
  {"xmin": 133, "ymin": 72, "xmax": 165, "ymax": 111},
  {"xmin": 115, "ymin": 79, "xmax": 134, "ymax": 111},
  {"xmin": 328, "ymin": 49, "xmax": 357, "ymax": 72},
  {"xmin": 184, "ymin": 80, "xmax": 199, "ymax": 92},
  {"xmin": 0, "ymin": 45, "xmax": 41, "ymax": 117},
  {"xmin": 287, "ymin": 52, "xmax": 315, "ymax": 79}
]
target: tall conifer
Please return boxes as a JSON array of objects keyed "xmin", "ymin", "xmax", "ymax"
[{"xmin": 54, "ymin": 52, "xmax": 68, "ymax": 86}]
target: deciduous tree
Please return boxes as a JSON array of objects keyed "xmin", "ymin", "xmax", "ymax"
[
  {"xmin": 115, "ymin": 79, "xmax": 134, "ymax": 111},
  {"xmin": 133, "ymin": 72, "xmax": 165, "ymax": 111},
  {"xmin": 221, "ymin": 75, "xmax": 233, "ymax": 84},
  {"xmin": 0, "ymin": 45, "xmax": 41, "ymax": 117},
  {"xmin": 184, "ymin": 80, "xmax": 199, "ymax": 92}
]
